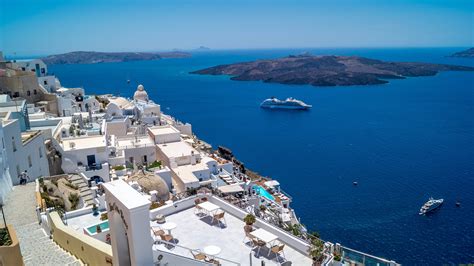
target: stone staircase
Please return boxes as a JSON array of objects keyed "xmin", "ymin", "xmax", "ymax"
[
  {"xmin": 3, "ymin": 183, "xmax": 84, "ymax": 266},
  {"xmin": 68, "ymin": 174, "xmax": 94, "ymax": 206},
  {"xmin": 16, "ymin": 223, "xmax": 82, "ymax": 266}
]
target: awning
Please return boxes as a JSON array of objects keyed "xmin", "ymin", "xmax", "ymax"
[
  {"xmin": 218, "ymin": 184, "xmax": 244, "ymax": 194},
  {"xmin": 184, "ymin": 139, "xmax": 195, "ymax": 144},
  {"xmin": 264, "ymin": 180, "xmax": 280, "ymax": 187}
]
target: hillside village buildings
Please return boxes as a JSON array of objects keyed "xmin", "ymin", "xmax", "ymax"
[{"xmin": 0, "ymin": 54, "xmax": 398, "ymax": 266}]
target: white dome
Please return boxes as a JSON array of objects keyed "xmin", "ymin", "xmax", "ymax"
[{"xmin": 134, "ymin": 84, "xmax": 149, "ymax": 102}]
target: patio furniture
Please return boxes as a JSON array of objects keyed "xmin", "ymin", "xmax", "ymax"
[
  {"xmin": 195, "ymin": 204, "xmax": 204, "ymax": 215},
  {"xmin": 212, "ymin": 211, "xmax": 227, "ymax": 227},
  {"xmin": 155, "ymin": 214, "xmax": 166, "ymax": 224},
  {"xmin": 161, "ymin": 222, "xmax": 177, "ymax": 234},
  {"xmin": 151, "ymin": 227, "xmax": 165, "ymax": 237},
  {"xmin": 242, "ymin": 225, "xmax": 255, "ymax": 244},
  {"xmin": 159, "ymin": 234, "xmax": 175, "ymax": 249},
  {"xmin": 198, "ymin": 201, "xmax": 220, "ymax": 216},
  {"xmin": 190, "ymin": 249, "xmax": 207, "ymax": 261},
  {"xmin": 250, "ymin": 228, "xmax": 278, "ymax": 256},
  {"xmin": 268, "ymin": 243, "xmax": 286, "ymax": 263},
  {"xmin": 203, "ymin": 245, "xmax": 221, "ymax": 260},
  {"xmin": 251, "ymin": 238, "xmax": 267, "ymax": 257}
]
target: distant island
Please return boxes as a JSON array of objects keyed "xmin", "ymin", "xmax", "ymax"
[
  {"xmin": 191, "ymin": 55, "xmax": 474, "ymax": 86},
  {"xmin": 450, "ymin": 47, "xmax": 474, "ymax": 58},
  {"xmin": 42, "ymin": 51, "xmax": 191, "ymax": 65},
  {"xmin": 195, "ymin": 46, "xmax": 211, "ymax": 51}
]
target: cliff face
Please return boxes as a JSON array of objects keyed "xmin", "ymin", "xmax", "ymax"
[
  {"xmin": 42, "ymin": 51, "xmax": 191, "ymax": 65},
  {"xmin": 191, "ymin": 55, "xmax": 474, "ymax": 87},
  {"xmin": 451, "ymin": 48, "xmax": 474, "ymax": 58}
]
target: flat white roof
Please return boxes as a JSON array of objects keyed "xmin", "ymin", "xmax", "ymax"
[
  {"xmin": 157, "ymin": 141, "xmax": 197, "ymax": 158},
  {"xmin": 172, "ymin": 161, "xmax": 211, "ymax": 184},
  {"xmin": 103, "ymin": 180, "xmax": 150, "ymax": 210},
  {"xmin": 117, "ymin": 136, "xmax": 154, "ymax": 148},
  {"xmin": 148, "ymin": 125, "xmax": 180, "ymax": 136},
  {"xmin": 62, "ymin": 135, "xmax": 107, "ymax": 151}
]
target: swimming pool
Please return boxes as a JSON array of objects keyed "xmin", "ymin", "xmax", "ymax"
[
  {"xmin": 86, "ymin": 220, "xmax": 109, "ymax": 234},
  {"xmin": 253, "ymin": 185, "xmax": 275, "ymax": 201}
]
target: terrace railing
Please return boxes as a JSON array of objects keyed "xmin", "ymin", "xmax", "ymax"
[
  {"xmin": 154, "ymin": 240, "xmax": 241, "ymax": 265},
  {"xmin": 340, "ymin": 246, "xmax": 400, "ymax": 266}
]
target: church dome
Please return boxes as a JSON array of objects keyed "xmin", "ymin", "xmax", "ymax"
[
  {"xmin": 128, "ymin": 172, "xmax": 170, "ymax": 201},
  {"xmin": 133, "ymin": 84, "xmax": 149, "ymax": 102}
]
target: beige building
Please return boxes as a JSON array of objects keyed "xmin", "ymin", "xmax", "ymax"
[{"xmin": 0, "ymin": 61, "xmax": 58, "ymax": 115}]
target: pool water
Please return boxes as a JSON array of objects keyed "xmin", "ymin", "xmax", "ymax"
[
  {"xmin": 86, "ymin": 221, "xmax": 109, "ymax": 234},
  {"xmin": 253, "ymin": 185, "xmax": 275, "ymax": 201}
]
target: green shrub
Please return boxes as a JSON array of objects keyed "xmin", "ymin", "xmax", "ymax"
[
  {"xmin": 149, "ymin": 201, "xmax": 165, "ymax": 210},
  {"xmin": 148, "ymin": 160, "xmax": 162, "ymax": 169},
  {"xmin": 68, "ymin": 193, "xmax": 80, "ymax": 210},
  {"xmin": 244, "ymin": 214, "xmax": 256, "ymax": 225},
  {"xmin": 38, "ymin": 177, "xmax": 44, "ymax": 185},
  {"xmin": 112, "ymin": 165, "xmax": 125, "ymax": 171},
  {"xmin": 100, "ymin": 213, "xmax": 108, "ymax": 221},
  {"xmin": 0, "ymin": 228, "xmax": 12, "ymax": 246}
]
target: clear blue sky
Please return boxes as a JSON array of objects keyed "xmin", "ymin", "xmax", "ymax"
[{"xmin": 1, "ymin": 0, "xmax": 472, "ymax": 56}]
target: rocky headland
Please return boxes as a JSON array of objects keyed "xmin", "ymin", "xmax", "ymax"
[
  {"xmin": 42, "ymin": 51, "xmax": 191, "ymax": 65},
  {"xmin": 191, "ymin": 55, "xmax": 474, "ymax": 86}
]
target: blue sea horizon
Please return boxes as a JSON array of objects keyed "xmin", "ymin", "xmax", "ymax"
[{"xmin": 49, "ymin": 47, "xmax": 474, "ymax": 264}]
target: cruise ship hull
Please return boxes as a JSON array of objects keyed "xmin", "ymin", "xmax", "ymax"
[{"xmin": 260, "ymin": 104, "xmax": 311, "ymax": 110}]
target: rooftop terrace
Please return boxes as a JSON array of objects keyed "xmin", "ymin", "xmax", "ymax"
[{"xmin": 151, "ymin": 197, "xmax": 312, "ymax": 265}]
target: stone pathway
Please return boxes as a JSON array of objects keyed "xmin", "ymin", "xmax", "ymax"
[{"xmin": 2, "ymin": 182, "xmax": 82, "ymax": 266}]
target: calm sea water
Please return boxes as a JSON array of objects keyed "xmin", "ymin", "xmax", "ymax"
[{"xmin": 49, "ymin": 48, "xmax": 474, "ymax": 264}]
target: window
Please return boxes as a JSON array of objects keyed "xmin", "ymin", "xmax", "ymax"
[
  {"xmin": 34, "ymin": 89, "xmax": 37, "ymax": 95},
  {"xmin": 44, "ymin": 80, "xmax": 48, "ymax": 85},
  {"xmin": 41, "ymin": 68, "xmax": 46, "ymax": 74},
  {"xmin": 13, "ymin": 92, "xmax": 19, "ymax": 98},
  {"xmin": 28, "ymin": 156, "xmax": 32, "ymax": 167},
  {"xmin": 12, "ymin": 137, "xmax": 16, "ymax": 152},
  {"xmin": 27, "ymin": 90, "xmax": 31, "ymax": 96},
  {"xmin": 21, "ymin": 67, "xmax": 25, "ymax": 71},
  {"xmin": 39, "ymin": 147, "xmax": 43, "ymax": 158}
]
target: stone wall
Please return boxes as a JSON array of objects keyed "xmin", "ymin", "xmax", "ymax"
[
  {"xmin": 0, "ymin": 225, "xmax": 24, "ymax": 266},
  {"xmin": 48, "ymin": 212, "xmax": 113, "ymax": 265}
]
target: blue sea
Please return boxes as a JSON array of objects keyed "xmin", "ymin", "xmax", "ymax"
[{"xmin": 49, "ymin": 48, "xmax": 474, "ymax": 264}]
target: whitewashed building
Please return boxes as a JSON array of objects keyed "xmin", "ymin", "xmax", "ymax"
[{"xmin": 60, "ymin": 135, "xmax": 110, "ymax": 183}]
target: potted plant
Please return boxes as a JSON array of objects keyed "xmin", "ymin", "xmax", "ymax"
[
  {"xmin": 308, "ymin": 236, "xmax": 325, "ymax": 266},
  {"xmin": 243, "ymin": 214, "xmax": 256, "ymax": 225},
  {"xmin": 92, "ymin": 203, "xmax": 99, "ymax": 216}
]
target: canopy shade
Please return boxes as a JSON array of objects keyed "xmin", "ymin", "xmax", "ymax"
[{"xmin": 218, "ymin": 184, "xmax": 244, "ymax": 194}]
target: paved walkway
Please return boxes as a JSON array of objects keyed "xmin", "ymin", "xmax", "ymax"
[{"xmin": 2, "ymin": 183, "xmax": 82, "ymax": 266}]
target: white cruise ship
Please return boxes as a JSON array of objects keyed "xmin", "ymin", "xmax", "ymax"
[
  {"xmin": 260, "ymin": 97, "xmax": 312, "ymax": 110},
  {"xmin": 419, "ymin": 197, "xmax": 444, "ymax": 215}
]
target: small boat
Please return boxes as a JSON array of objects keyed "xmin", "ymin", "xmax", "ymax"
[
  {"xmin": 260, "ymin": 97, "xmax": 311, "ymax": 110},
  {"xmin": 353, "ymin": 181, "xmax": 358, "ymax": 186},
  {"xmin": 419, "ymin": 197, "xmax": 444, "ymax": 215}
]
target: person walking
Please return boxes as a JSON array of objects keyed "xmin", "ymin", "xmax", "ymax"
[{"xmin": 19, "ymin": 170, "xmax": 30, "ymax": 185}]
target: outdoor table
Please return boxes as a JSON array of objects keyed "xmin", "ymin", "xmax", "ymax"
[
  {"xmin": 161, "ymin": 222, "xmax": 177, "ymax": 234},
  {"xmin": 250, "ymin": 228, "xmax": 278, "ymax": 246},
  {"xmin": 198, "ymin": 201, "xmax": 221, "ymax": 215},
  {"xmin": 203, "ymin": 245, "xmax": 222, "ymax": 261}
]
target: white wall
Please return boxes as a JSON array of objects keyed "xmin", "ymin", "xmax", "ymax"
[
  {"xmin": 0, "ymin": 124, "xmax": 13, "ymax": 202},
  {"xmin": 3, "ymin": 119, "xmax": 50, "ymax": 185},
  {"xmin": 154, "ymin": 167, "xmax": 172, "ymax": 190}
]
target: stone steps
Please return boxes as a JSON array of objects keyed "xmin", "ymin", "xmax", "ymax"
[
  {"xmin": 68, "ymin": 175, "xmax": 95, "ymax": 207},
  {"xmin": 4, "ymin": 183, "xmax": 84, "ymax": 266}
]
